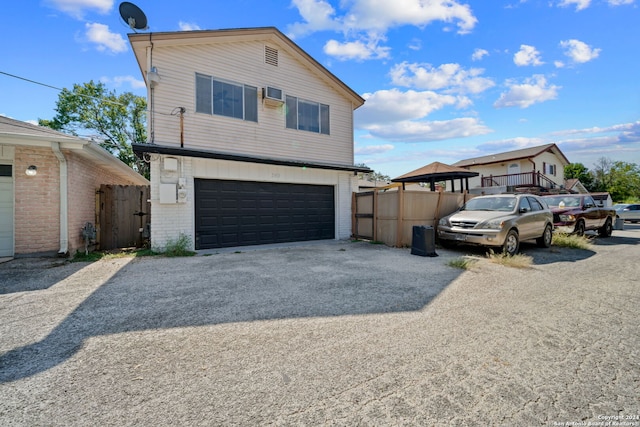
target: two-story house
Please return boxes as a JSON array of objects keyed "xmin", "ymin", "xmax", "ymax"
[
  {"xmin": 128, "ymin": 27, "xmax": 368, "ymax": 250},
  {"xmin": 452, "ymin": 143, "xmax": 570, "ymax": 194}
]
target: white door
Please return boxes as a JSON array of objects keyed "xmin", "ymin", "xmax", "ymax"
[
  {"xmin": 0, "ymin": 164, "xmax": 14, "ymax": 257},
  {"xmin": 507, "ymin": 163, "xmax": 520, "ymax": 186}
]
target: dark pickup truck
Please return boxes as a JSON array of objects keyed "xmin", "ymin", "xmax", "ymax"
[{"xmin": 541, "ymin": 194, "xmax": 616, "ymax": 237}]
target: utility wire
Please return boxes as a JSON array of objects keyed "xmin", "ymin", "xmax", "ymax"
[{"xmin": 0, "ymin": 70, "xmax": 181, "ymax": 117}]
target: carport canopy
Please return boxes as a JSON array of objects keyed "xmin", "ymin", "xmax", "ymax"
[{"xmin": 392, "ymin": 161, "xmax": 479, "ymax": 193}]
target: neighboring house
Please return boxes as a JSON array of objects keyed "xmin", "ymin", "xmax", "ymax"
[
  {"xmin": 452, "ymin": 143, "xmax": 570, "ymax": 193},
  {"xmin": 591, "ymin": 192, "xmax": 613, "ymax": 207},
  {"xmin": 0, "ymin": 116, "xmax": 149, "ymax": 258},
  {"xmin": 127, "ymin": 27, "xmax": 368, "ymax": 250},
  {"xmin": 564, "ymin": 178, "xmax": 589, "ymax": 194}
]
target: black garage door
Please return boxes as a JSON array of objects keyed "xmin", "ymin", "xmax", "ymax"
[{"xmin": 194, "ymin": 179, "xmax": 335, "ymax": 249}]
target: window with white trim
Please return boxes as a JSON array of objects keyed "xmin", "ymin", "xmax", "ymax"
[
  {"xmin": 195, "ymin": 73, "xmax": 257, "ymax": 122},
  {"xmin": 285, "ymin": 95, "xmax": 329, "ymax": 135}
]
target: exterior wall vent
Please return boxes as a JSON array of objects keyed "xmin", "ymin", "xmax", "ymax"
[{"xmin": 265, "ymin": 46, "xmax": 278, "ymax": 67}]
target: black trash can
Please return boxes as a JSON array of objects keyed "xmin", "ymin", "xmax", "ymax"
[{"xmin": 411, "ymin": 225, "xmax": 438, "ymax": 257}]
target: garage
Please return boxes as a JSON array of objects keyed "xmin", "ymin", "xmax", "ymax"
[{"xmin": 194, "ymin": 179, "xmax": 335, "ymax": 249}]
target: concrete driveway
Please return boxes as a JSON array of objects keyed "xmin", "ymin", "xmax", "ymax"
[{"xmin": 1, "ymin": 227, "xmax": 639, "ymax": 426}]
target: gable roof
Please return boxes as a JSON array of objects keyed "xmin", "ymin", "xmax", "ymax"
[
  {"xmin": 452, "ymin": 143, "xmax": 570, "ymax": 168},
  {"xmin": 128, "ymin": 27, "xmax": 365, "ymax": 109},
  {"xmin": 0, "ymin": 116, "xmax": 148, "ymax": 185}
]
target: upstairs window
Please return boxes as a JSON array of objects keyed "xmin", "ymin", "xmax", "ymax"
[
  {"xmin": 285, "ymin": 95, "xmax": 329, "ymax": 135},
  {"xmin": 195, "ymin": 73, "xmax": 257, "ymax": 122}
]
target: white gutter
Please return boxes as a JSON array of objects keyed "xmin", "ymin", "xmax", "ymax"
[{"xmin": 51, "ymin": 142, "xmax": 69, "ymax": 255}]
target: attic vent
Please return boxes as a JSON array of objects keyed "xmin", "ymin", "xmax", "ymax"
[{"xmin": 265, "ymin": 46, "xmax": 278, "ymax": 66}]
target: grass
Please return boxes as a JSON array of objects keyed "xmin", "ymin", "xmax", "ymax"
[
  {"xmin": 447, "ymin": 257, "xmax": 479, "ymax": 270},
  {"xmin": 71, "ymin": 247, "xmax": 157, "ymax": 262},
  {"xmin": 487, "ymin": 251, "xmax": 533, "ymax": 269},
  {"xmin": 72, "ymin": 233, "xmax": 196, "ymax": 262},
  {"xmin": 551, "ymin": 233, "xmax": 593, "ymax": 250},
  {"xmin": 155, "ymin": 233, "xmax": 196, "ymax": 257}
]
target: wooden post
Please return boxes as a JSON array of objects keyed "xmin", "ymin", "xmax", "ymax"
[
  {"xmin": 396, "ymin": 185, "xmax": 404, "ymax": 247},
  {"xmin": 434, "ymin": 188, "xmax": 444, "ymax": 233},
  {"xmin": 351, "ymin": 191, "xmax": 356, "ymax": 238},
  {"xmin": 373, "ymin": 189, "xmax": 378, "ymax": 242}
]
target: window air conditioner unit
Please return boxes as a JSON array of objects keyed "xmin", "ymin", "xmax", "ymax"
[{"xmin": 263, "ymin": 86, "xmax": 284, "ymax": 106}]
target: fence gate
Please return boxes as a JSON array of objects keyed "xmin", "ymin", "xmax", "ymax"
[
  {"xmin": 98, "ymin": 185, "xmax": 150, "ymax": 250},
  {"xmin": 352, "ymin": 191, "xmax": 375, "ymax": 240}
]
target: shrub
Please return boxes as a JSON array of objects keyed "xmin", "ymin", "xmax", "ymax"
[{"xmin": 159, "ymin": 233, "xmax": 196, "ymax": 257}]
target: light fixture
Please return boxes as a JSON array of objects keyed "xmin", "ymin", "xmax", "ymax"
[
  {"xmin": 25, "ymin": 165, "xmax": 37, "ymax": 176},
  {"xmin": 147, "ymin": 67, "xmax": 160, "ymax": 87}
]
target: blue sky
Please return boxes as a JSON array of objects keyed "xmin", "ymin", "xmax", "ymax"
[{"xmin": 2, "ymin": 0, "xmax": 639, "ymax": 178}]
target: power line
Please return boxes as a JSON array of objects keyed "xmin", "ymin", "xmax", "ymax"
[{"xmin": 0, "ymin": 70, "xmax": 181, "ymax": 117}]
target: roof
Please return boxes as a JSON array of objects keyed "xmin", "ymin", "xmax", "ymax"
[
  {"xmin": 128, "ymin": 27, "xmax": 365, "ymax": 109},
  {"xmin": 132, "ymin": 143, "xmax": 371, "ymax": 174},
  {"xmin": 452, "ymin": 143, "xmax": 570, "ymax": 168},
  {"xmin": 0, "ymin": 116, "xmax": 149, "ymax": 185},
  {"xmin": 392, "ymin": 161, "xmax": 479, "ymax": 183}
]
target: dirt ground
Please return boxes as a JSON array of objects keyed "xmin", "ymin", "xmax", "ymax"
[{"xmin": 1, "ymin": 226, "xmax": 639, "ymax": 426}]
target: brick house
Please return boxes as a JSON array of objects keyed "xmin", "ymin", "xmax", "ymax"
[
  {"xmin": 127, "ymin": 27, "xmax": 368, "ymax": 250},
  {"xmin": 0, "ymin": 116, "xmax": 149, "ymax": 258}
]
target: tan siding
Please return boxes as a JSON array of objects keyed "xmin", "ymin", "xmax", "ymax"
[{"xmin": 149, "ymin": 40, "xmax": 354, "ymax": 165}]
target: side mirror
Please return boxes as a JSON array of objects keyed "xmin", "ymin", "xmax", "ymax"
[{"xmin": 519, "ymin": 207, "xmax": 530, "ymax": 213}]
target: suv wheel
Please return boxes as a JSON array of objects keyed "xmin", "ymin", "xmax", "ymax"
[
  {"xmin": 537, "ymin": 224, "xmax": 553, "ymax": 248},
  {"xmin": 574, "ymin": 220, "xmax": 585, "ymax": 236},
  {"xmin": 503, "ymin": 229, "xmax": 520, "ymax": 256}
]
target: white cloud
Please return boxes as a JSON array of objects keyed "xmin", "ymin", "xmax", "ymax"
[
  {"xmin": 389, "ymin": 62, "xmax": 495, "ymax": 94},
  {"xmin": 560, "ymin": 39, "xmax": 601, "ymax": 64},
  {"xmin": 364, "ymin": 118, "xmax": 492, "ymax": 142},
  {"xmin": 471, "ymin": 48, "xmax": 489, "ymax": 61},
  {"xmin": 288, "ymin": 0, "xmax": 478, "ymax": 60},
  {"xmin": 355, "ymin": 88, "xmax": 458, "ymax": 126},
  {"xmin": 607, "ymin": 0, "xmax": 634, "ymax": 4},
  {"xmin": 101, "ymin": 75, "xmax": 146, "ymax": 90},
  {"xmin": 557, "ymin": 0, "xmax": 591, "ymax": 10},
  {"xmin": 287, "ymin": 0, "xmax": 341, "ymax": 37},
  {"xmin": 323, "ymin": 37, "xmax": 391, "ymax": 60},
  {"xmin": 47, "ymin": 0, "xmax": 113, "ymax": 19},
  {"xmin": 514, "ymin": 45, "xmax": 544, "ymax": 66},
  {"xmin": 494, "ymin": 75, "xmax": 560, "ymax": 108},
  {"xmin": 85, "ymin": 23, "xmax": 127, "ymax": 53},
  {"xmin": 355, "ymin": 144, "xmax": 395, "ymax": 155},
  {"xmin": 179, "ymin": 21, "xmax": 202, "ymax": 31}
]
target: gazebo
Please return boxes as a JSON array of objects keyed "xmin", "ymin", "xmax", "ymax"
[{"xmin": 392, "ymin": 161, "xmax": 479, "ymax": 193}]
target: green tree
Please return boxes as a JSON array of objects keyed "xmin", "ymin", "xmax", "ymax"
[
  {"xmin": 39, "ymin": 81, "xmax": 148, "ymax": 178},
  {"xmin": 356, "ymin": 163, "xmax": 391, "ymax": 183},
  {"xmin": 588, "ymin": 157, "xmax": 640, "ymax": 202},
  {"xmin": 564, "ymin": 163, "xmax": 595, "ymax": 191},
  {"xmin": 607, "ymin": 161, "xmax": 640, "ymax": 202}
]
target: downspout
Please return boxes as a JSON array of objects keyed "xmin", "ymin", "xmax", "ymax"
[{"xmin": 51, "ymin": 142, "xmax": 69, "ymax": 255}]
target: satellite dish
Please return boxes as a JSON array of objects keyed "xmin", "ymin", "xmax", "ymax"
[{"xmin": 119, "ymin": 2, "xmax": 148, "ymax": 31}]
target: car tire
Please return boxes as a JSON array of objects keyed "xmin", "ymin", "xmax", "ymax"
[
  {"xmin": 503, "ymin": 229, "xmax": 520, "ymax": 256},
  {"xmin": 537, "ymin": 224, "xmax": 553, "ymax": 248},
  {"xmin": 598, "ymin": 217, "xmax": 613, "ymax": 237},
  {"xmin": 574, "ymin": 220, "xmax": 585, "ymax": 236}
]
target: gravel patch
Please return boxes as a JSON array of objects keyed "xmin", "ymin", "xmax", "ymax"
[{"xmin": 1, "ymin": 229, "xmax": 639, "ymax": 426}]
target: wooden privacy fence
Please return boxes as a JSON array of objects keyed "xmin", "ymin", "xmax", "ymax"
[
  {"xmin": 98, "ymin": 184, "xmax": 150, "ymax": 250},
  {"xmin": 352, "ymin": 185, "xmax": 473, "ymax": 247}
]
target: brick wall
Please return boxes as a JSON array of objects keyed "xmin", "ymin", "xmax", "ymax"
[
  {"xmin": 14, "ymin": 145, "xmax": 147, "ymax": 256},
  {"xmin": 14, "ymin": 147, "xmax": 61, "ymax": 255},
  {"xmin": 65, "ymin": 149, "xmax": 144, "ymax": 255},
  {"xmin": 149, "ymin": 156, "xmax": 194, "ymax": 250}
]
